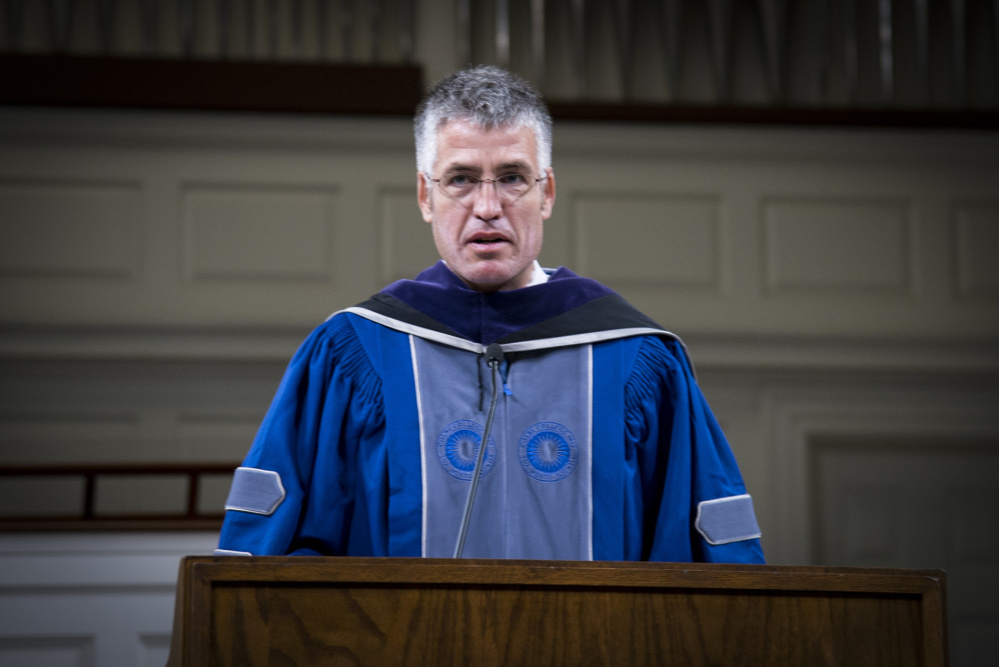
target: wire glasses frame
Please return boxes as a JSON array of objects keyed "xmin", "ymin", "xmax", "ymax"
[{"xmin": 425, "ymin": 171, "xmax": 547, "ymax": 203}]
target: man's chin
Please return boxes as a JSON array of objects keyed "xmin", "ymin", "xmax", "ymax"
[{"xmin": 458, "ymin": 266, "xmax": 528, "ymax": 292}]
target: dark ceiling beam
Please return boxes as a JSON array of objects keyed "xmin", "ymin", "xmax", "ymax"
[
  {"xmin": 1, "ymin": 53, "xmax": 995, "ymax": 129},
  {"xmin": 0, "ymin": 53, "xmax": 424, "ymax": 116}
]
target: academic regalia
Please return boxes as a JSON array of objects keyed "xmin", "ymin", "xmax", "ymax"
[{"xmin": 217, "ymin": 261, "xmax": 764, "ymax": 563}]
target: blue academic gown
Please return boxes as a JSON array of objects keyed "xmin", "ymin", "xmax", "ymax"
[{"xmin": 217, "ymin": 262, "xmax": 765, "ymax": 563}]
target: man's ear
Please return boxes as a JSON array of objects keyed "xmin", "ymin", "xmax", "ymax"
[
  {"xmin": 540, "ymin": 168, "xmax": 556, "ymax": 220},
  {"xmin": 417, "ymin": 173, "xmax": 434, "ymax": 223}
]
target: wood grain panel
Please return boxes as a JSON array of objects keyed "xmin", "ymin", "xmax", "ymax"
[
  {"xmin": 170, "ymin": 557, "xmax": 947, "ymax": 667},
  {"xmin": 213, "ymin": 583, "xmax": 925, "ymax": 666}
]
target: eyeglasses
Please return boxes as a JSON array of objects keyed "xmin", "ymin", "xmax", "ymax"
[{"xmin": 426, "ymin": 172, "xmax": 546, "ymax": 203}]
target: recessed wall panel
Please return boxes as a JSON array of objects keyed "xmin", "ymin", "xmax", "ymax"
[
  {"xmin": 0, "ymin": 414, "xmax": 140, "ymax": 464},
  {"xmin": 379, "ymin": 188, "xmax": 440, "ymax": 282},
  {"xmin": 140, "ymin": 634, "xmax": 172, "ymax": 667},
  {"xmin": 954, "ymin": 202, "xmax": 999, "ymax": 299},
  {"xmin": 0, "ymin": 181, "xmax": 140, "ymax": 279},
  {"xmin": 764, "ymin": 198, "xmax": 911, "ymax": 294},
  {"xmin": 949, "ymin": 488, "xmax": 999, "ymax": 566},
  {"xmin": 573, "ymin": 194, "xmax": 721, "ymax": 289},
  {"xmin": 0, "ymin": 476, "xmax": 86, "ymax": 518},
  {"xmin": 183, "ymin": 185, "xmax": 334, "ymax": 281},
  {"xmin": 177, "ymin": 415, "xmax": 261, "ymax": 461},
  {"xmin": 813, "ymin": 437, "xmax": 999, "ymax": 667},
  {"xmin": 814, "ymin": 440, "xmax": 999, "ymax": 569},
  {"xmin": 953, "ymin": 621, "xmax": 999, "ymax": 667},
  {"xmin": 197, "ymin": 473, "xmax": 236, "ymax": 515},
  {"xmin": 841, "ymin": 485, "xmax": 898, "ymax": 564},
  {"xmin": 93, "ymin": 475, "xmax": 187, "ymax": 516},
  {"xmin": 0, "ymin": 636, "xmax": 94, "ymax": 667}
]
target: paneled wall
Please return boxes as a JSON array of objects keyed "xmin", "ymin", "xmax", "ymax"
[
  {"xmin": 2, "ymin": 107, "xmax": 997, "ymax": 336},
  {"xmin": 1, "ymin": 106, "xmax": 998, "ymax": 665}
]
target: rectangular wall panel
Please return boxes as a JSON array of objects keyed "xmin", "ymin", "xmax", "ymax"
[
  {"xmin": 953, "ymin": 622, "xmax": 999, "ymax": 667},
  {"xmin": 764, "ymin": 197, "xmax": 912, "ymax": 294},
  {"xmin": 572, "ymin": 193, "xmax": 722, "ymax": 290},
  {"xmin": 197, "ymin": 473, "xmax": 236, "ymax": 515},
  {"xmin": 378, "ymin": 188, "xmax": 440, "ymax": 283},
  {"xmin": 953, "ymin": 202, "xmax": 999, "ymax": 299},
  {"xmin": 812, "ymin": 439, "xmax": 999, "ymax": 667},
  {"xmin": 176, "ymin": 415, "xmax": 254, "ymax": 512},
  {"xmin": 0, "ymin": 181, "xmax": 141, "ymax": 279},
  {"xmin": 0, "ymin": 476, "xmax": 86, "ymax": 518},
  {"xmin": 949, "ymin": 489, "xmax": 999, "ymax": 565},
  {"xmin": 0, "ymin": 636, "xmax": 94, "ymax": 667},
  {"xmin": 813, "ymin": 441, "xmax": 999, "ymax": 567},
  {"xmin": 0, "ymin": 413, "xmax": 140, "ymax": 464},
  {"xmin": 177, "ymin": 414, "xmax": 261, "ymax": 461},
  {"xmin": 182, "ymin": 185, "xmax": 336, "ymax": 282},
  {"xmin": 838, "ymin": 484, "xmax": 899, "ymax": 563},
  {"xmin": 93, "ymin": 475, "xmax": 188, "ymax": 516},
  {"xmin": 140, "ymin": 634, "xmax": 171, "ymax": 667}
]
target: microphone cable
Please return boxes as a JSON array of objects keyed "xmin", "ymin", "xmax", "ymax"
[{"xmin": 453, "ymin": 343, "xmax": 504, "ymax": 558}]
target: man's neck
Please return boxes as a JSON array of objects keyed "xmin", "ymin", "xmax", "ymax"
[{"xmin": 442, "ymin": 260, "xmax": 550, "ymax": 292}]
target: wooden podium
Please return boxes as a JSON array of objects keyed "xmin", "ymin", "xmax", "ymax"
[{"xmin": 168, "ymin": 557, "xmax": 947, "ymax": 666}]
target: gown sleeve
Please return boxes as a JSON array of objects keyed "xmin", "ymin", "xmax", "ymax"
[
  {"xmin": 215, "ymin": 314, "xmax": 385, "ymax": 556},
  {"xmin": 625, "ymin": 336, "xmax": 765, "ymax": 563}
]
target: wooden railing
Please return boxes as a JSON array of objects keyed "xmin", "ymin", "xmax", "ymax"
[{"xmin": 0, "ymin": 462, "xmax": 240, "ymax": 531}]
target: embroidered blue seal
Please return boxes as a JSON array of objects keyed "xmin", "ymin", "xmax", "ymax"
[
  {"xmin": 437, "ymin": 420, "xmax": 496, "ymax": 481},
  {"xmin": 519, "ymin": 422, "xmax": 578, "ymax": 482}
]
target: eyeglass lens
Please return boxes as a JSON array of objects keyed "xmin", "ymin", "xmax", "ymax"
[{"xmin": 435, "ymin": 174, "xmax": 540, "ymax": 201}]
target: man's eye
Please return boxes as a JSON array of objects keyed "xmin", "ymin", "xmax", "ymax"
[
  {"xmin": 498, "ymin": 173, "xmax": 528, "ymax": 185},
  {"xmin": 446, "ymin": 174, "xmax": 476, "ymax": 187}
]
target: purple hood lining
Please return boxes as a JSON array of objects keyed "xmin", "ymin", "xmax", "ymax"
[{"xmin": 380, "ymin": 261, "xmax": 618, "ymax": 345}]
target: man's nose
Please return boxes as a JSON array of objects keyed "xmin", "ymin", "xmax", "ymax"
[{"xmin": 472, "ymin": 179, "xmax": 503, "ymax": 219}]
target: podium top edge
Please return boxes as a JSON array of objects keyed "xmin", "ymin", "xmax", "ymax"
[{"xmin": 178, "ymin": 556, "xmax": 945, "ymax": 595}]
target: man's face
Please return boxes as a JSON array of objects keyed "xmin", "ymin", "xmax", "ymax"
[{"xmin": 417, "ymin": 119, "xmax": 556, "ymax": 292}]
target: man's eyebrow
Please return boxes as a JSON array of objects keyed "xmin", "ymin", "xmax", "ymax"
[
  {"xmin": 441, "ymin": 163, "xmax": 481, "ymax": 174},
  {"xmin": 442, "ymin": 160, "xmax": 532, "ymax": 174},
  {"xmin": 495, "ymin": 160, "xmax": 532, "ymax": 172}
]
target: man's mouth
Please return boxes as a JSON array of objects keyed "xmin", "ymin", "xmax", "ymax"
[{"xmin": 468, "ymin": 236, "xmax": 509, "ymax": 248}]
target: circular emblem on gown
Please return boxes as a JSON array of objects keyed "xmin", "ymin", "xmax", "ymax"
[
  {"xmin": 437, "ymin": 420, "xmax": 496, "ymax": 481},
  {"xmin": 518, "ymin": 422, "xmax": 578, "ymax": 482}
]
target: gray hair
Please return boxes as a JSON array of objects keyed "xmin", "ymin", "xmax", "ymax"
[{"xmin": 415, "ymin": 66, "xmax": 553, "ymax": 176}]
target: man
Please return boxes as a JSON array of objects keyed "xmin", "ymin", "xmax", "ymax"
[{"xmin": 216, "ymin": 66, "xmax": 764, "ymax": 563}]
